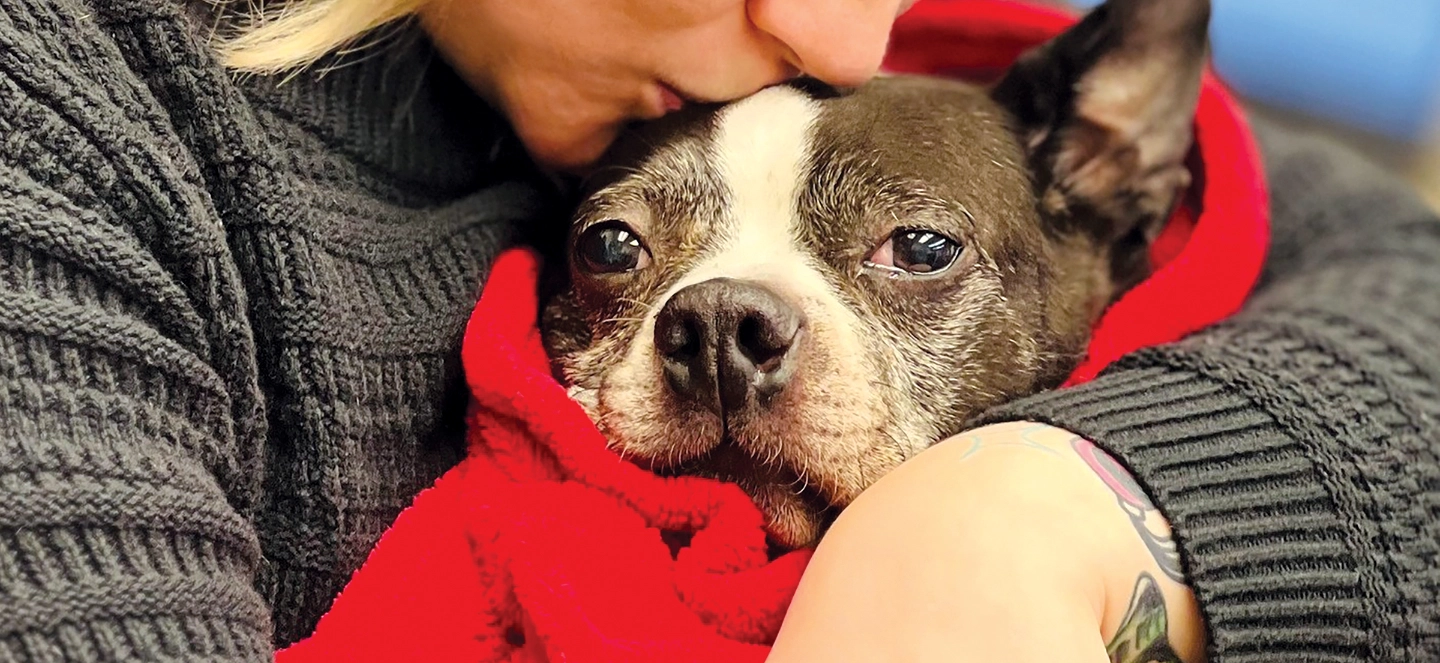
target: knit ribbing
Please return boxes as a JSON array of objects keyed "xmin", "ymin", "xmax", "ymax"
[
  {"xmin": 977, "ymin": 120, "xmax": 1440, "ymax": 661},
  {"xmin": 2, "ymin": 0, "xmax": 1438, "ymax": 659},
  {"xmin": 1, "ymin": 0, "xmax": 549, "ymax": 657}
]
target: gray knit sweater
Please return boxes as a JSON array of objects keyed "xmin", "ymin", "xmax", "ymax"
[{"xmin": 0, "ymin": 0, "xmax": 1436, "ymax": 660}]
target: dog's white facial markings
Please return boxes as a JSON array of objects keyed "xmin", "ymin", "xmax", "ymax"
[
  {"xmin": 553, "ymin": 25, "xmax": 1205, "ymax": 546},
  {"xmin": 662, "ymin": 86, "xmax": 817, "ymax": 296},
  {"xmin": 590, "ymin": 87, "xmax": 908, "ymax": 544},
  {"xmin": 703, "ymin": 87, "xmax": 903, "ymax": 506}
]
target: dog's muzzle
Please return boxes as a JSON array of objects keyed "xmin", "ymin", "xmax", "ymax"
[{"xmin": 653, "ymin": 278, "xmax": 803, "ymax": 418}]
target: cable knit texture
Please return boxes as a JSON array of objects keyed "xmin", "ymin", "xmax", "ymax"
[{"xmin": 0, "ymin": 0, "xmax": 1436, "ymax": 660}]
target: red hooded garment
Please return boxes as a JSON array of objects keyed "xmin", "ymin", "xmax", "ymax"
[{"xmin": 276, "ymin": 1, "xmax": 1270, "ymax": 661}]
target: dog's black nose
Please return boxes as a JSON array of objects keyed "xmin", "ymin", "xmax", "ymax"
[{"xmin": 654, "ymin": 278, "xmax": 802, "ymax": 415}]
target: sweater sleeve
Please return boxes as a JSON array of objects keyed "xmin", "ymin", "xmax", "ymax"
[
  {"xmin": 0, "ymin": 2, "xmax": 273, "ymax": 659},
  {"xmin": 973, "ymin": 117, "xmax": 1440, "ymax": 661}
]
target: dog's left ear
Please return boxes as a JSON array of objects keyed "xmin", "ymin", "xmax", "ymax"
[{"xmin": 991, "ymin": 0, "xmax": 1211, "ymax": 247}]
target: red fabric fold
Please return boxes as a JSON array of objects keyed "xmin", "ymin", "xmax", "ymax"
[{"xmin": 276, "ymin": 1, "xmax": 1270, "ymax": 661}]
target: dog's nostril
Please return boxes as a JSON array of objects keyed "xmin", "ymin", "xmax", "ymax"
[
  {"xmin": 737, "ymin": 313, "xmax": 794, "ymax": 370},
  {"xmin": 657, "ymin": 316, "xmax": 702, "ymax": 362},
  {"xmin": 656, "ymin": 278, "xmax": 802, "ymax": 414},
  {"xmin": 737, "ymin": 316, "xmax": 764, "ymax": 358}
]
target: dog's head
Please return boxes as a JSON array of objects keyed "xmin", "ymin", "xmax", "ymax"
[{"xmin": 541, "ymin": 0, "xmax": 1210, "ymax": 548}]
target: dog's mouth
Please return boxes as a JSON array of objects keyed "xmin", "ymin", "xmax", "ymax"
[{"xmin": 651, "ymin": 436, "xmax": 839, "ymax": 551}]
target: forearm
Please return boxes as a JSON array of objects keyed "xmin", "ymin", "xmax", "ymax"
[
  {"xmin": 974, "ymin": 119, "xmax": 1440, "ymax": 661},
  {"xmin": 767, "ymin": 422, "xmax": 1206, "ymax": 663}
]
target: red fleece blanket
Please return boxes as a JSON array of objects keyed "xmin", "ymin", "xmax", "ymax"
[{"xmin": 275, "ymin": 2, "xmax": 1270, "ymax": 661}]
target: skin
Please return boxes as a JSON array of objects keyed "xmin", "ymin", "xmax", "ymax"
[
  {"xmin": 411, "ymin": 0, "xmax": 1210, "ymax": 659},
  {"xmin": 767, "ymin": 422, "xmax": 1207, "ymax": 663},
  {"xmin": 420, "ymin": 0, "xmax": 917, "ymax": 168}
]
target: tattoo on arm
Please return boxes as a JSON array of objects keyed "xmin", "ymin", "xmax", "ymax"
[
  {"xmin": 953, "ymin": 424, "xmax": 1063, "ymax": 461},
  {"xmin": 947, "ymin": 425, "xmax": 1198, "ymax": 660},
  {"xmin": 1106, "ymin": 572, "xmax": 1183, "ymax": 663},
  {"xmin": 1071, "ymin": 437, "xmax": 1186, "ymax": 583},
  {"xmin": 947, "ymin": 425, "xmax": 1184, "ymax": 581}
]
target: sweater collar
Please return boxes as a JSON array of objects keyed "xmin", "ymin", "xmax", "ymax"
[{"xmin": 233, "ymin": 24, "xmax": 537, "ymax": 196}]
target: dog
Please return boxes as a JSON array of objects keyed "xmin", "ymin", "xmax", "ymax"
[{"xmin": 540, "ymin": 0, "xmax": 1211, "ymax": 549}]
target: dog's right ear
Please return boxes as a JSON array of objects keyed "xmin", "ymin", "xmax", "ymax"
[{"xmin": 990, "ymin": 0, "xmax": 1211, "ymax": 250}]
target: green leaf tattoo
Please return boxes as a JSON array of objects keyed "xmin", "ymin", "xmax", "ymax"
[{"xmin": 1106, "ymin": 572, "xmax": 1183, "ymax": 663}]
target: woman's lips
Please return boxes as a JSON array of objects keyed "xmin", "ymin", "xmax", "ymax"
[
  {"xmin": 658, "ymin": 83, "xmax": 686, "ymax": 113},
  {"xmin": 645, "ymin": 82, "xmax": 689, "ymax": 118}
]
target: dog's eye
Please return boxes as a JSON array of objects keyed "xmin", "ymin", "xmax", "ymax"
[
  {"xmin": 865, "ymin": 229, "xmax": 962, "ymax": 275},
  {"xmin": 577, "ymin": 220, "xmax": 652, "ymax": 273}
]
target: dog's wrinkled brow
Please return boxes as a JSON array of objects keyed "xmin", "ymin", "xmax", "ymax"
[{"xmin": 799, "ymin": 158, "xmax": 980, "ymax": 251}]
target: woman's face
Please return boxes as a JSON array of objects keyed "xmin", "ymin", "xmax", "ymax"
[{"xmin": 421, "ymin": 0, "xmax": 915, "ymax": 169}]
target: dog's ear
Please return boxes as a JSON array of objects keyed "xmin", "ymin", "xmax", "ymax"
[{"xmin": 991, "ymin": 0, "xmax": 1210, "ymax": 248}]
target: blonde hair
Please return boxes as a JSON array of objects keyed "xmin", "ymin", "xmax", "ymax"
[{"xmin": 216, "ymin": 0, "xmax": 428, "ymax": 74}]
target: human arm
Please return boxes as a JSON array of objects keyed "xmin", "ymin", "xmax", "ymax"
[
  {"xmin": 768, "ymin": 117, "xmax": 1440, "ymax": 662},
  {"xmin": 767, "ymin": 420, "xmax": 1206, "ymax": 663}
]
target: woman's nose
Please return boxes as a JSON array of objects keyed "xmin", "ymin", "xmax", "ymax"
[{"xmin": 748, "ymin": 0, "xmax": 912, "ymax": 87}]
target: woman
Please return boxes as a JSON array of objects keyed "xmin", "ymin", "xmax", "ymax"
[{"xmin": 0, "ymin": 0, "xmax": 1434, "ymax": 660}]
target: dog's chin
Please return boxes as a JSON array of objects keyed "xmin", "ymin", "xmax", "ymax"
[
  {"xmin": 647, "ymin": 437, "xmax": 838, "ymax": 551},
  {"xmin": 750, "ymin": 482, "xmax": 835, "ymax": 551}
]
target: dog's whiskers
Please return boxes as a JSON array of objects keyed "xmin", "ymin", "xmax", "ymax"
[
  {"xmin": 599, "ymin": 316, "xmax": 648, "ymax": 325},
  {"xmin": 604, "ymin": 434, "xmax": 635, "ymax": 466},
  {"xmin": 613, "ymin": 296, "xmax": 663, "ymax": 314},
  {"xmin": 762, "ymin": 439, "xmax": 785, "ymax": 471},
  {"xmin": 790, "ymin": 457, "xmax": 817, "ymax": 498}
]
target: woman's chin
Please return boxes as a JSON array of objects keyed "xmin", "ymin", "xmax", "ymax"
[{"xmin": 512, "ymin": 115, "xmax": 622, "ymax": 172}]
